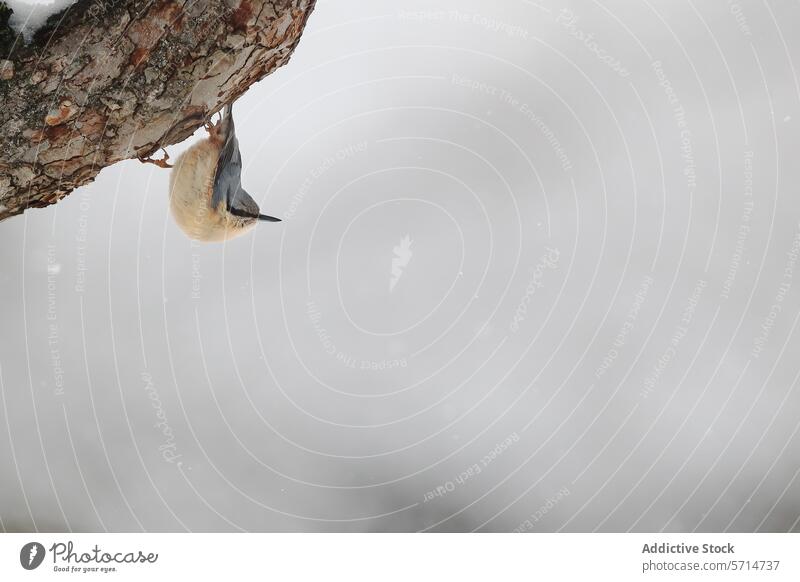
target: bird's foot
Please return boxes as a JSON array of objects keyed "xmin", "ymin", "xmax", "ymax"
[
  {"xmin": 138, "ymin": 148, "xmax": 173, "ymax": 169},
  {"xmin": 205, "ymin": 116, "xmax": 225, "ymax": 143}
]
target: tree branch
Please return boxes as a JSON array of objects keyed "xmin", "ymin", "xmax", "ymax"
[{"xmin": 0, "ymin": 0, "xmax": 316, "ymax": 220}]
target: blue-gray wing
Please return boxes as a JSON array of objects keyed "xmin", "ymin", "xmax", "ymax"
[{"xmin": 211, "ymin": 104, "xmax": 242, "ymax": 211}]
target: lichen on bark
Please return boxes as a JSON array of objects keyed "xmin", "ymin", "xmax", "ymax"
[{"xmin": 0, "ymin": 0, "xmax": 316, "ymax": 220}]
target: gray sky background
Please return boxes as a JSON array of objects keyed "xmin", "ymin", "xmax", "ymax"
[{"xmin": 2, "ymin": 0, "xmax": 800, "ymax": 532}]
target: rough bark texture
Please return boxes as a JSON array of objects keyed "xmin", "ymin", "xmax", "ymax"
[{"xmin": 0, "ymin": 0, "xmax": 316, "ymax": 220}]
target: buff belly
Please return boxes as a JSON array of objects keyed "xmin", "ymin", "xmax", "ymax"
[{"xmin": 168, "ymin": 138, "xmax": 255, "ymax": 242}]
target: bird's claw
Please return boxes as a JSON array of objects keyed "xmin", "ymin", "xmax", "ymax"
[
  {"xmin": 204, "ymin": 116, "xmax": 225, "ymax": 143},
  {"xmin": 139, "ymin": 148, "xmax": 173, "ymax": 169}
]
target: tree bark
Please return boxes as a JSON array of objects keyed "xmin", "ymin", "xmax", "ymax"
[{"xmin": 0, "ymin": 0, "xmax": 316, "ymax": 221}]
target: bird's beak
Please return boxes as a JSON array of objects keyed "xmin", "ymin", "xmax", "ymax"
[{"xmin": 258, "ymin": 214, "xmax": 281, "ymax": 222}]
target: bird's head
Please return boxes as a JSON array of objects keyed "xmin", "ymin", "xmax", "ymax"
[{"xmin": 225, "ymin": 187, "xmax": 281, "ymax": 228}]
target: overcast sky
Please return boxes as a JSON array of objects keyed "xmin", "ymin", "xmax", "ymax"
[{"xmin": 2, "ymin": 0, "xmax": 800, "ymax": 532}]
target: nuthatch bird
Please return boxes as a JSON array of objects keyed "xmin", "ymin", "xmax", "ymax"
[{"xmin": 165, "ymin": 103, "xmax": 280, "ymax": 241}]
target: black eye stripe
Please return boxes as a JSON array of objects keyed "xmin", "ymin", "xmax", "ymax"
[{"xmin": 227, "ymin": 206, "xmax": 258, "ymax": 220}]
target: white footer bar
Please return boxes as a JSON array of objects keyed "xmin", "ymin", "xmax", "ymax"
[{"xmin": 1, "ymin": 533, "xmax": 797, "ymax": 581}]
